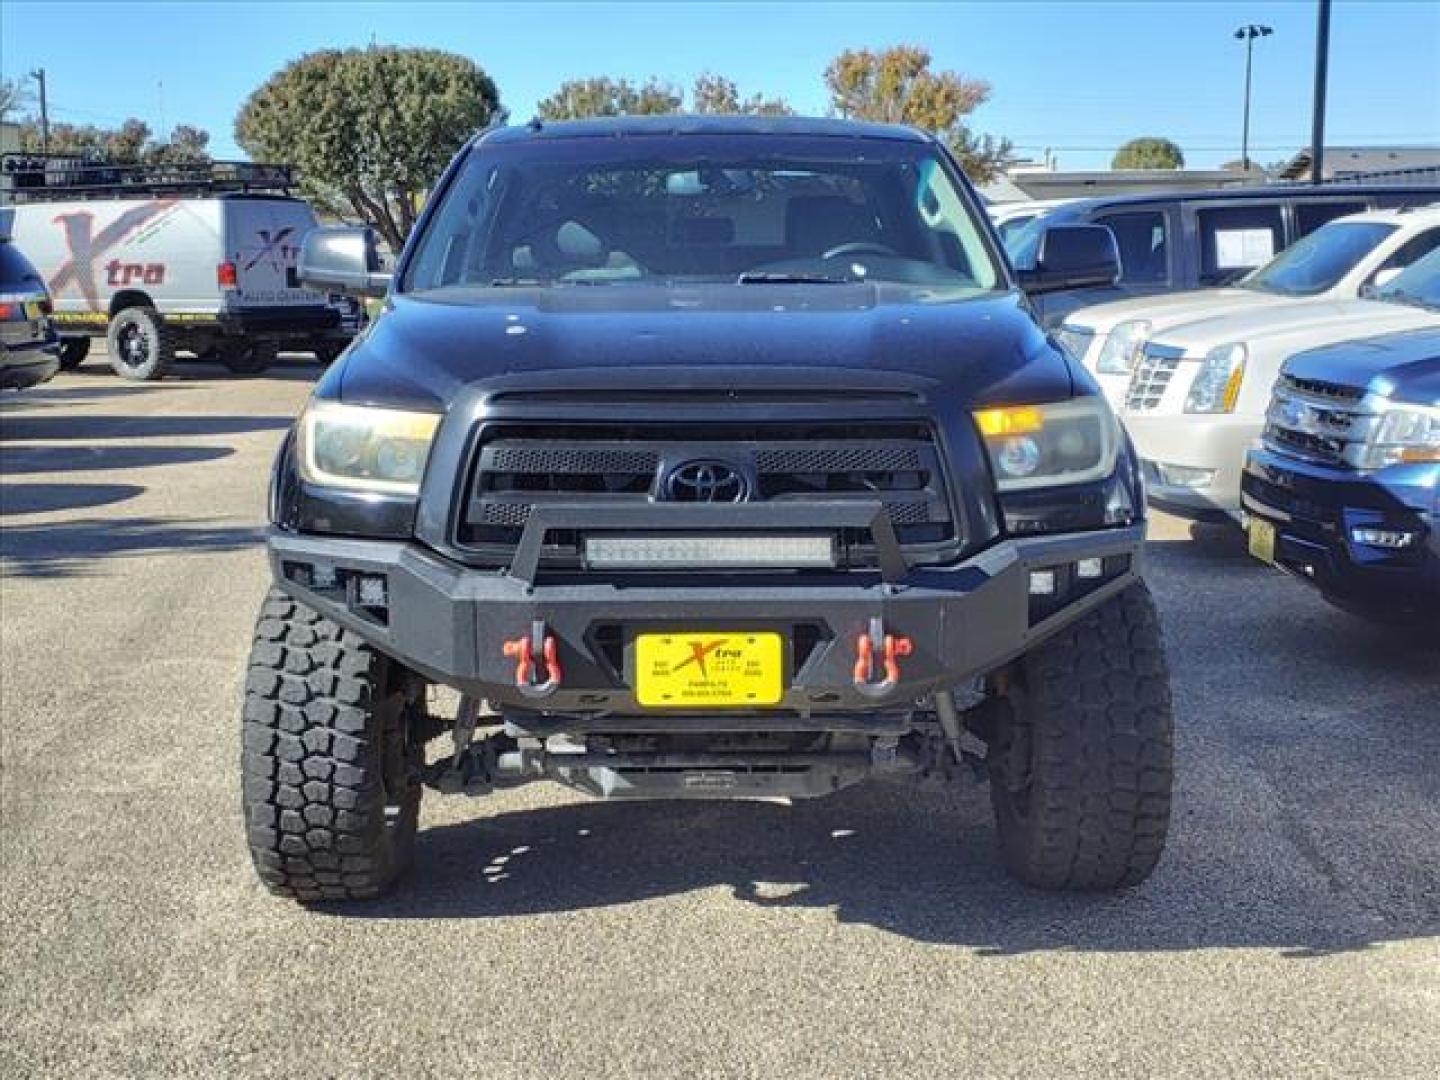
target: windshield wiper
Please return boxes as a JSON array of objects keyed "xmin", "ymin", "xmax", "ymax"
[
  {"xmin": 1379, "ymin": 290, "xmax": 1436, "ymax": 311},
  {"xmin": 736, "ymin": 271, "xmax": 850, "ymax": 285},
  {"xmin": 489, "ymin": 277, "xmax": 610, "ymax": 287}
]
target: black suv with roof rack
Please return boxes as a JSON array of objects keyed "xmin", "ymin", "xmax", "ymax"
[{"xmin": 243, "ymin": 116, "xmax": 1174, "ymax": 902}]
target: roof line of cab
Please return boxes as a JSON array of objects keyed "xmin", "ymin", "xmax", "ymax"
[{"xmin": 474, "ymin": 114, "xmax": 934, "ymax": 147}]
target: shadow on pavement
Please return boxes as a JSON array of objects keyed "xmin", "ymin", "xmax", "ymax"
[
  {"xmin": 0, "ymin": 515, "xmax": 263, "ymax": 576},
  {"xmin": 0, "ymin": 414, "xmax": 293, "ymax": 442},
  {"xmin": 0, "ymin": 444, "xmax": 233, "ymax": 476},
  {"xmin": 326, "ymin": 751, "xmax": 1437, "ymax": 956},
  {"xmin": 0, "ymin": 482, "xmax": 146, "ymax": 517}
]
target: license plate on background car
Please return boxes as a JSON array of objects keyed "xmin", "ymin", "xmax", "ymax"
[
  {"xmin": 634, "ymin": 631, "xmax": 784, "ymax": 708},
  {"xmin": 1248, "ymin": 518, "xmax": 1277, "ymax": 565}
]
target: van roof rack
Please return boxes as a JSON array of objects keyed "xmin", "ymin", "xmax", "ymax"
[{"xmin": 0, "ymin": 154, "xmax": 297, "ymax": 203}]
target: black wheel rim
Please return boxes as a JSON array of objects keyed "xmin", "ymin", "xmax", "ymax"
[{"xmin": 117, "ymin": 322, "xmax": 151, "ymax": 368}]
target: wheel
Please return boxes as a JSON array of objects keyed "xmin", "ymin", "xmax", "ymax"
[
  {"xmin": 106, "ymin": 306, "xmax": 174, "ymax": 381},
  {"xmin": 57, "ymin": 336, "xmax": 91, "ymax": 371},
  {"xmin": 987, "ymin": 582, "xmax": 1174, "ymax": 890},
  {"xmin": 241, "ymin": 589, "xmax": 423, "ymax": 902},
  {"xmin": 219, "ymin": 342, "xmax": 276, "ymax": 376}
]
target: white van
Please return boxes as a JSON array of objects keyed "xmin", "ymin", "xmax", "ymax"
[{"xmin": 1, "ymin": 156, "xmax": 360, "ymax": 379}]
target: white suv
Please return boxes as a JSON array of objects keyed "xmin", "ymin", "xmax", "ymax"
[
  {"xmin": 1059, "ymin": 205, "xmax": 1440, "ymax": 408},
  {"xmin": 1118, "ymin": 246, "xmax": 1440, "ymax": 517}
]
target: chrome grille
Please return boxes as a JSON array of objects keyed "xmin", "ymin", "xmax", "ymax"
[
  {"xmin": 1126, "ymin": 347, "xmax": 1182, "ymax": 411},
  {"xmin": 1262, "ymin": 374, "xmax": 1375, "ymax": 467}
]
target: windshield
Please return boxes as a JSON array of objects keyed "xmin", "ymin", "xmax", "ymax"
[
  {"xmin": 1242, "ymin": 221, "xmax": 1396, "ymax": 297},
  {"xmin": 1374, "ymin": 244, "xmax": 1440, "ymax": 311},
  {"xmin": 401, "ymin": 134, "xmax": 1002, "ymax": 293}
]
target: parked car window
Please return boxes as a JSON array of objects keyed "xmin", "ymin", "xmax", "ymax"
[
  {"xmin": 403, "ymin": 138, "xmax": 1002, "ymax": 292},
  {"xmin": 1094, "ymin": 210, "xmax": 1168, "ymax": 284},
  {"xmin": 1294, "ymin": 200, "xmax": 1369, "ymax": 236},
  {"xmin": 1241, "ymin": 221, "xmax": 1396, "ymax": 296},
  {"xmin": 996, "ymin": 213, "xmax": 1040, "ymax": 249},
  {"xmin": 1197, "ymin": 204, "xmax": 1285, "ymax": 285},
  {"xmin": 1375, "ymin": 227, "xmax": 1440, "ymax": 274},
  {"xmin": 1373, "ymin": 245, "xmax": 1440, "ymax": 310}
]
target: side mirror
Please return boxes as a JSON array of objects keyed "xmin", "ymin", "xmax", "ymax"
[
  {"xmin": 299, "ymin": 226, "xmax": 391, "ymax": 298},
  {"xmin": 1016, "ymin": 224, "xmax": 1121, "ymax": 296}
]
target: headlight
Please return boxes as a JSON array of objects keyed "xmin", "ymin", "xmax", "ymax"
[
  {"xmin": 1094, "ymin": 319, "xmax": 1151, "ymax": 375},
  {"xmin": 973, "ymin": 396, "xmax": 1122, "ymax": 491},
  {"xmin": 1347, "ymin": 401, "xmax": 1440, "ymax": 469},
  {"xmin": 1185, "ymin": 343, "xmax": 1247, "ymax": 413},
  {"xmin": 297, "ymin": 400, "xmax": 441, "ymax": 495}
]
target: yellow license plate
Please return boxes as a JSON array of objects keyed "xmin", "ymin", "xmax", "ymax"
[
  {"xmin": 23, "ymin": 301, "xmax": 45, "ymax": 320},
  {"xmin": 1248, "ymin": 518, "xmax": 1277, "ymax": 565},
  {"xmin": 634, "ymin": 631, "xmax": 784, "ymax": 708}
]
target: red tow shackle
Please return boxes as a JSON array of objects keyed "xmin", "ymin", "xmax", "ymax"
[
  {"xmin": 502, "ymin": 620, "xmax": 562, "ymax": 698},
  {"xmin": 852, "ymin": 617, "xmax": 912, "ymax": 698}
]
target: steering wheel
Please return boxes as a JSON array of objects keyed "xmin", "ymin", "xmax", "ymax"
[{"xmin": 822, "ymin": 241, "xmax": 897, "ymax": 260}]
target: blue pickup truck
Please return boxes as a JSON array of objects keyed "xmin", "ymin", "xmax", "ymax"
[{"xmin": 1241, "ymin": 325, "xmax": 1439, "ymax": 624}]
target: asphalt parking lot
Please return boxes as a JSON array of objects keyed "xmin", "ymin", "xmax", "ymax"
[{"xmin": 2, "ymin": 357, "xmax": 1437, "ymax": 1079}]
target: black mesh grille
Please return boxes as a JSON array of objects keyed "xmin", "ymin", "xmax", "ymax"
[{"xmin": 456, "ymin": 420, "xmax": 957, "ymax": 569}]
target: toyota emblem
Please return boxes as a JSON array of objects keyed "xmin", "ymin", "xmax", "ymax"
[{"xmin": 662, "ymin": 460, "xmax": 748, "ymax": 503}]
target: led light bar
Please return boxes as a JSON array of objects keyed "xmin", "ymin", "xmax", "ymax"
[{"xmin": 584, "ymin": 534, "xmax": 836, "ymax": 570}]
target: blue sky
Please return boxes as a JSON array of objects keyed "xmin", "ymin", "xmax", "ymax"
[{"xmin": 3, "ymin": 0, "xmax": 1437, "ymax": 170}]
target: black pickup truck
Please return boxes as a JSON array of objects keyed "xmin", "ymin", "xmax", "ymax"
[
  {"xmin": 1242, "ymin": 324, "xmax": 1440, "ymax": 623},
  {"xmin": 243, "ymin": 117, "xmax": 1174, "ymax": 902}
]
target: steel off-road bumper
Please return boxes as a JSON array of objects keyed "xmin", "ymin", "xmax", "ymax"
[{"xmin": 267, "ymin": 522, "xmax": 1145, "ymax": 717}]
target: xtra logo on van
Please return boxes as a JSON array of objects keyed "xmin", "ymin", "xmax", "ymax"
[
  {"xmin": 244, "ymin": 228, "xmax": 298, "ymax": 273},
  {"xmin": 48, "ymin": 201, "xmax": 178, "ymax": 311}
]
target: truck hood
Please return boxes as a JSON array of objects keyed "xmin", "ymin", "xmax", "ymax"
[
  {"xmin": 329, "ymin": 283, "xmax": 1079, "ymax": 412},
  {"xmin": 1149, "ymin": 297, "xmax": 1440, "ymax": 354},
  {"xmin": 1068, "ymin": 287, "xmax": 1283, "ymax": 336},
  {"xmin": 1286, "ymin": 325, "xmax": 1440, "ymax": 408}
]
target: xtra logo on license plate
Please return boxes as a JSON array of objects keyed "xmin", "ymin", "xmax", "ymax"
[{"xmin": 634, "ymin": 632, "xmax": 784, "ymax": 708}]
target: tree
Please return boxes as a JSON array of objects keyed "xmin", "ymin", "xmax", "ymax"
[
  {"xmin": 691, "ymin": 73, "xmax": 793, "ymax": 116},
  {"xmin": 156, "ymin": 124, "xmax": 211, "ymax": 163},
  {"xmin": 16, "ymin": 117, "xmax": 211, "ymax": 163},
  {"xmin": 1, "ymin": 77, "xmax": 30, "ymax": 123},
  {"xmin": 1112, "ymin": 137, "xmax": 1185, "ymax": 170},
  {"xmin": 823, "ymin": 46, "xmax": 1013, "ymax": 182},
  {"xmin": 535, "ymin": 77, "xmax": 682, "ymax": 120},
  {"xmin": 236, "ymin": 47, "xmax": 503, "ymax": 250}
]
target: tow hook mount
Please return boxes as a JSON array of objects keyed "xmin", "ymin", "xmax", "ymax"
[
  {"xmin": 852, "ymin": 616, "xmax": 912, "ymax": 698},
  {"xmin": 502, "ymin": 619, "xmax": 562, "ymax": 698}
]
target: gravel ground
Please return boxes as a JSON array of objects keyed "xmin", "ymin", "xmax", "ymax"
[{"xmin": 2, "ymin": 358, "xmax": 1437, "ymax": 1079}]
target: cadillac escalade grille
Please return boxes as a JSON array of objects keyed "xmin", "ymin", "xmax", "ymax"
[
  {"xmin": 1262, "ymin": 374, "xmax": 1372, "ymax": 468},
  {"xmin": 1126, "ymin": 347, "xmax": 1182, "ymax": 412},
  {"xmin": 457, "ymin": 421, "xmax": 957, "ymax": 568}
]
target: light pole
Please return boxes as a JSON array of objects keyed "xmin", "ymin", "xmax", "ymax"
[
  {"xmin": 1234, "ymin": 24, "xmax": 1273, "ymax": 171},
  {"xmin": 30, "ymin": 68, "xmax": 49, "ymax": 153}
]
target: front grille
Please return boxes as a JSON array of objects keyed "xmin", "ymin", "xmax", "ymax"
[
  {"xmin": 1262, "ymin": 374, "xmax": 1374, "ymax": 468},
  {"xmin": 457, "ymin": 421, "xmax": 957, "ymax": 569},
  {"xmin": 1126, "ymin": 347, "xmax": 1182, "ymax": 411}
]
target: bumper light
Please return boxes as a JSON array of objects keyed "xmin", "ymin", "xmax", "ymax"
[
  {"xmin": 584, "ymin": 534, "xmax": 835, "ymax": 570},
  {"xmin": 1351, "ymin": 526, "xmax": 1417, "ymax": 549},
  {"xmin": 1153, "ymin": 462, "xmax": 1216, "ymax": 489}
]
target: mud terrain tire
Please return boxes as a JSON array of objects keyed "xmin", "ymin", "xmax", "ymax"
[
  {"xmin": 988, "ymin": 582, "xmax": 1174, "ymax": 890},
  {"xmin": 241, "ymin": 589, "xmax": 421, "ymax": 902}
]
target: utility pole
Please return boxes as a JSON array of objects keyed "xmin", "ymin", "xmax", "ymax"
[
  {"xmin": 30, "ymin": 67, "xmax": 49, "ymax": 152},
  {"xmin": 1234, "ymin": 24, "xmax": 1273, "ymax": 171},
  {"xmin": 1310, "ymin": 0, "xmax": 1332, "ymax": 184}
]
